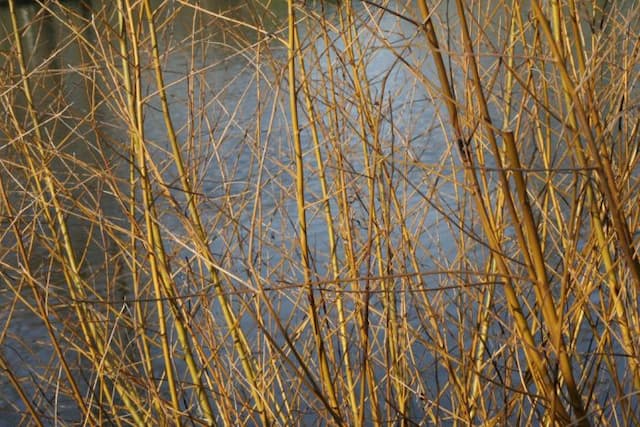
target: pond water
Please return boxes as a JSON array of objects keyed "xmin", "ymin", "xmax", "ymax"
[{"xmin": 0, "ymin": 1, "xmax": 464, "ymax": 423}]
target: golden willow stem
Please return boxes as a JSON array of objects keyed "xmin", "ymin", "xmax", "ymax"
[
  {"xmin": 139, "ymin": 1, "xmax": 274, "ymax": 423},
  {"xmin": 531, "ymin": 0, "xmax": 640, "ymax": 290},
  {"xmin": 9, "ymin": 1, "xmax": 145, "ymax": 424},
  {"xmin": 115, "ymin": 1, "xmax": 159, "ymax": 422},
  {"xmin": 140, "ymin": 1, "xmax": 218, "ymax": 423},
  {"xmin": 117, "ymin": 0, "xmax": 182, "ymax": 423},
  {"xmin": 468, "ymin": 0, "xmax": 522, "ymax": 417},
  {"xmin": 337, "ymin": 2, "xmax": 382, "ymax": 424},
  {"xmin": 345, "ymin": 35, "xmax": 406, "ymax": 416},
  {"xmin": 0, "ymin": 100, "xmax": 95, "ymax": 425},
  {"xmin": 0, "ymin": 187, "xmax": 47, "ymax": 427},
  {"xmin": 373, "ymin": 127, "xmax": 408, "ymax": 422},
  {"xmin": 293, "ymin": 22, "xmax": 359, "ymax": 423},
  {"xmin": 454, "ymin": 1, "xmax": 589, "ymax": 423},
  {"xmin": 564, "ymin": 0, "xmax": 639, "ymax": 396},
  {"xmin": 315, "ymin": 7, "xmax": 376, "ymax": 421},
  {"xmin": 8, "ymin": 0, "xmax": 92, "ymax": 340},
  {"xmin": 530, "ymin": 0, "xmax": 640, "ymax": 392},
  {"xmin": 0, "ymin": 354, "xmax": 44, "ymax": 427},
  {"xmin": 416, "ymin": 0, "xmax": 578, "ymax": 424},
  {"xmin": 287, "ymin": 1, "xmax": 342, "ymax": 422}
]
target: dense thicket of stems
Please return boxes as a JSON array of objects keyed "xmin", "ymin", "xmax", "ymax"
[{"xmin": 1, "ymin": 0, "xmax": 639, "ymax": 425}]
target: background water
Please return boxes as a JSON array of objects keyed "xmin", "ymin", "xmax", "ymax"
[{"xmin": 0, "ymin": 1, "xmax": 459, "ymax": 423}]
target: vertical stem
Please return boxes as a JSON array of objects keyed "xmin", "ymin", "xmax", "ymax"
[
  {"xmin": 416, "ymin": 0, "xmax": 575, "ymax": 423},
  {"xmin": 117, "ymin": 0, "xmax": 181, "ymax": 423},
  {"xmin": 294, "ymin": 23, "xmax": 359, "ymax": 423},
  {"xmin": 287, "ymin": 0, "xmax": 341, "ymax": 421},
  {"xmin": 141, "ymin": 1, "xmax": 275, "ymax": 423},
  {"xmin": 455, "ymin": 1, "xmax": 589, "ymax": 422},
  {"xmin": 531, "ymin": 0, "xmax": 640, "ymax": 394},
  {"xmin": 9, "ymin": 1, "xmax": 145, "ymax": 424}
]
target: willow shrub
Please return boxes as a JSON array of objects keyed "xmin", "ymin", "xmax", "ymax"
[{"xmin": 1, "ymin": 0, "xmax": 639, "ymax": 425}]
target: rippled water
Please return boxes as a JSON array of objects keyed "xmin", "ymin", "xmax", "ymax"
[{"xmin": 0, "ymin": 1, "xmax": 455, "ymax": 423}]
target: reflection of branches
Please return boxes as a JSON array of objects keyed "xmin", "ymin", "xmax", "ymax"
[
  {"xmin": 176, "ymin": 0, "xmax": 288, "ymax": 44},
  {"xmin": 359, "ymin": 0, "xmax": 422, "ymax": 28}
]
